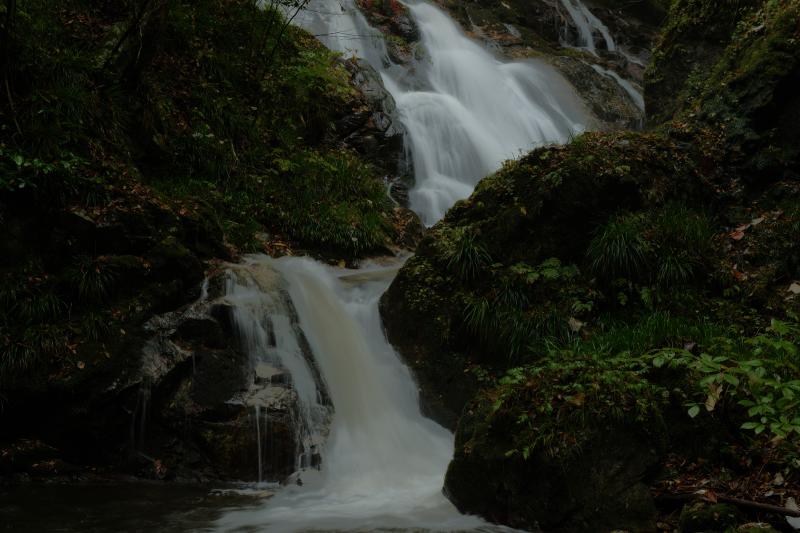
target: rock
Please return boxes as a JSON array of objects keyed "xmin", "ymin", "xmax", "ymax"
[
  {"xmin": 445, "ymin": 403, "xmax": 660, "ymax": 532},
  {"xmin": 173, "ymin": 317, "xmax": 226, "ymax": 349},
  {"xmin": 354, "ymin": 0, "xmax": 420, "ymax": 50},
  {"xmin": 381, "ymin": 131, "xmax": 710, "ymax": 427},
  {"xmin": 679, "ymin": 502, "xmax": 743, "ymax": 533},
  {"xmin": 345, "ymin": 59, "xmax": 399, "ymax": 133},
  {"xmin": 391, "ymin": 14, "xmax": 419, "ymax": 41},
  {"xmin": 390, "ymin": 207, "xmax": 425, "ymax": 250},
  {"xmin": 0, "ymin": 439, "xmax": 61, "ymax": 476},
  {"xmin": 338, "ymin": 58, "xmax": 411, "ymax": 206},
  {"xmin": 551, "ymin": 56, "xmax": 643, "ymax": 130},
  {"xmin": 136, "ymin": 274, "xmax": 312, "ymax": 482}
]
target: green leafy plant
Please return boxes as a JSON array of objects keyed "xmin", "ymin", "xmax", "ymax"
[{"xmin": 646, "ymin": 319, "xmax": 800, "ymax": 439}]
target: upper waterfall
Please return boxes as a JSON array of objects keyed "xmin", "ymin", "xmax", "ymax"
[{"xmin": 295, "ymin": 0, "xmax": 591, "ymax": 226}]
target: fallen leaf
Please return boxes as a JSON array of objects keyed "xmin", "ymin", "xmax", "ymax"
[
  {"xmin": 568, "ymin": 317, "xmax": 584, "ymax": 333},
  {"xmin": 567, "ymin": 392, "xmax": 585, "ymax": 407},
  {"xmin": 730, "ymin": 230, "xmax": 746, "ymax": 241},
  {"xmin": 77, "ymin": 361, "xmax": 85, "ymax": 369},
  {"xmin": 788, "ymin": 282, "xmax": 800, "ymax": 295}
]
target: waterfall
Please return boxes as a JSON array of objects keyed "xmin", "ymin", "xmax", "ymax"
[
  {"xmin": 558, "ymin": 1, "xmax": 646, "ymax": 119},
  {"xmin": 559, "ymin": 0, "xmax": 616, "ymax": 54},
  {"xmin": 216, "ymin": 256, "xmax": 493, "ymax": 531},
  {"xmin": 590, "ymin": 64, "xmax": 645, "ymax": 112},
  {"xmin": 295, "ymin": 0, "xmax": 591, "ymax": 226},
  {"xmin": 215, "ymin": 1, "xmax": 597, "ymax": 530},
  {"xmin": 224, "ymin": 260, "xmax": 333, "ymax": 476}
]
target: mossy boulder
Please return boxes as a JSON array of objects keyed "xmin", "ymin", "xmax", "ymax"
[
  {"xmin": 445, "ymin": 360, "xmax": 666, "ymax": 532},
  {"xmin": 645, "ymin": 0, "xmax": 800, "ymax": 180},
  {"xmin": 381, "ymin": 130, "xmax": 712, "ymax": 427}
]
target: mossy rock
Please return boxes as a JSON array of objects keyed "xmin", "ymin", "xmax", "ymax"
[
  {"xmin": 445, "ymin": 370, "xmax": 664, "ymax": 532},
  {"xmin": 381, "ymin": 130, "xmax": 712, "ymax": 425}
]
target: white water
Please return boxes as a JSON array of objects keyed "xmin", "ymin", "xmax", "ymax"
[
  {"xmin": 224, "ymin": 261, "xmax": 332, "ymax": 475},
  {"xmin": 297, "ymin": 0, "xmax": 590, "ymax": 226},
  {"xmin": 590, "ymin": 64, "xmax": 645, "ymax": 112},
  {"xmin": 216, "ymin": 256, "xmax": 493, "ymax": 531},
  {"xmin": 559, "ymin": 0, "xmax": 615, "ymax": 54}
]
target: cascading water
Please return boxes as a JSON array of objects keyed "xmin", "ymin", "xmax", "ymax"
[
  {"xmin": 215, "ymin": 1, "xmax": 598, "ymax": 530},
  {"xmin": 216, "ymin": 256, "xmax": 493, "ymax": 531},
  {"xmin": 296, "ymin": 0, "xmax": 591, "ymax": 226},
  {"xmin": 558, "ymin": 0, "xmax": 645, "ymax": 119},
  {"xmin": 590, "ymin": 64, "xmax": 645, "ymax": 112},
  {"xmin": 558, "ymin": 0, "xmax": 615, "ymax": 54},
  {"xmin": 224, "ymin": 261, "xmax": 332, "ymax": 478}
]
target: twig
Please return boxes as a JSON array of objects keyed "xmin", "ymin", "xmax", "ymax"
[
  {"xmin": 102, "ymin": 0, "xmax": 155, "ymax": 71},
  {"xmin": 718, "ymin": 495, "xmax": 800, "ymax": 518},
  {"xmin": 4, "ymin": 74, "xmax": 20, "ymax": 135},
  {"xmin": 655, "ymin": 491, "xmax": 800, "ymax": 518},
  {"xmin": 264, "ymin": 0, "xmax": 312, "ymax": 70}
]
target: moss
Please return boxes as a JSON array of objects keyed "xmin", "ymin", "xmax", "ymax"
[{"xmin": 644, "ymin": 0, "xmax": 763, "ymax": 124}]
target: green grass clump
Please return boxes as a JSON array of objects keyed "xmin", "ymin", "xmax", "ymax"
[
  {"xmin": 587, "ymin": 212, "xmax": 650, "ymax": 280},
  {"xmin": 588, "ymin": 204, "xmax": 715, "ymax": 286},
  {"xmin": 444, "ymin": 227, "xmax": 492, "ymax": 282}
]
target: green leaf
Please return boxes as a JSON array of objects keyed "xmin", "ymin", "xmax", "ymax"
[
  {"xmin": 688, "ymin": 405, "xmax": 700, "ymax": 418},
  {"xmin": 723, "ymin": 374, "xmax": 740, "ymax": 386},
  {"xmin": 741, "ymin": 421, "xmax": 759, "ymax": 430}
]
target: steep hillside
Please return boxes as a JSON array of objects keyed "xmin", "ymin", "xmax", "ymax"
[{"xmin": 0, "ymin": 0, "xmax": 411, "ymax": 481}]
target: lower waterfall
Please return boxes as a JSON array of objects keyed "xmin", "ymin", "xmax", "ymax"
[{"xmin": 215, "ymin": 256, "xmax": 493, "ymax": 531}]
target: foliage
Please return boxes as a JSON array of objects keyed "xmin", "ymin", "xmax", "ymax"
[
  {"xmin": 444, "ymin": 227, "xmax": 492, "ymax": 281},
  {"xmin": 471, "ymin": 319, "xmax": 799, "ymax": 464},
  {"xmin": 486, "ymin": 352, "xmax": 668, "ymax": 461},
  {"xmin": 587, "ymin": 212, "xmax": 650, "ymax": 280},
  {"xmin": 1, "ymin": 0, "xmax": 392, "ymax": 257},
  {"xmin": 644, "ymin": 319, "xmax": 800, "ymax": 439},
  {"xmin": 460, "ymin": 258, "xmax": 581, "ymax": 360},
  {"xmin": 587, "ymin": 204, "xmax": 715, "ymax": 286},
  {"xmin": 67, "ymin": 255, "xmax": 119, "ymax": 303}
]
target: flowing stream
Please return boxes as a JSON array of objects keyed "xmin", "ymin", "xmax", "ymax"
[
  {"xmin": 216, "ymin": 256, "xmax": 494, "ymax": 531},
  {"xmin": 210, "ymin": 1, "xmax": 595, "ymax": 531},
  {"xmin": 296, "ymin": 0, "xmax": 591, "ymax": 225}
]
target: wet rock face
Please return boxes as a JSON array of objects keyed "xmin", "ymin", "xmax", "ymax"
[
  {"xmin": 552, "ymin": 56, "xmax": 643, "ymax": 129},
  {"xmin": 355, "ymin": 0, "xmax": 420, "ymax": 51},
  {"xmin": 337, "ymin": 58, "xmax": 408, "ymax": 190},
  {"xmin": 338, "ymin": 57, "xmax": 421, "ymax": 236},
  {"xmin": 131, "ymin": 270, "xmax": 321, "ymax": 482}
]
